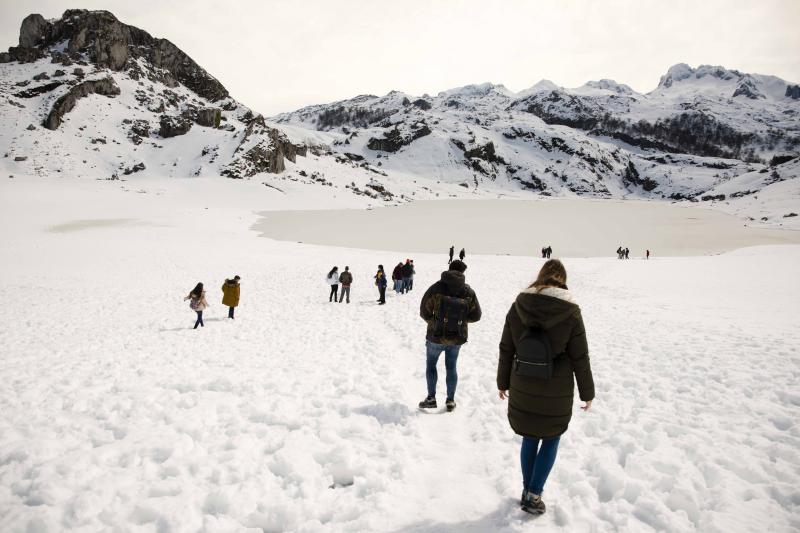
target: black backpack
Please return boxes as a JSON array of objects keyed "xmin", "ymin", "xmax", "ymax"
[
  {"xmin": 433, "ymin": 294, "xmax": 470, "ymax": 342},
  {"xmin": 515, "ymin": 327, "xmax": 554, "ymax": 379}
]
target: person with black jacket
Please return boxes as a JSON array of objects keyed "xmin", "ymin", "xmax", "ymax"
[
  {"xmin": 374, "ymin": 265, "xmax": 387, "ymax": 304},
  {"xmin": 401, "ymin": 259, "xmax": 414, "ymax": 293},
  {"xmin": 339, "ymin": 267, "xmax": 353, "ymax": 303},
  {"xmin": 418, "ymin": 260, "xmax": 481, "ymax": 412},
  {"xmin": 496, "ymin": 259, "xmax": 595, "ymax": 515},
  {"xmin": 459, "ymin": 248, "xmax": 466, "ymax": 261}
]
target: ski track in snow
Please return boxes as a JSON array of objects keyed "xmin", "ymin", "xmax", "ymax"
[{"xmin": 1, "ymin": 179, "xmax": 799, "ymax": 532}]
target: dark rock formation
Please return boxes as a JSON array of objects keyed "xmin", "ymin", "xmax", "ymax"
[
  {"xmin": 32, "ymin": 71, "xmax": 50, "ymax": 81},
  {"xmin": 43, "ymin": 77, "xmax": 120, "ymax": 130},
  {"xmin": 195, "ymin": 107, "xmax": 221, "ymax": 128},
  {"xmin": 786, "ymin": 85, "xmax": 800, "ymax": 99},
  {"xmin": 367, "ymin": 123, "xmax": 431, "ymax": 152},
  {"xmin": 412, "ymin": 99, "xmax": 432, "ymax": 110},
  {"xmin": 122, "ymin": 162, "xmax": 145, "ymax": 175},
  {"xmin": 3, "ymin": 9, "xmax": 228, "ymax": 101},
  {"xmin": 159, "ymin": 115, "xmax": 192, "ymax": 137},
  {"xmin": 14, "ymin": 81, "xmax": 64, "ymax": 98},
  {"xmin": 464, "ymin": 142, "xmax": 504, "ymax": 164},
  {"xmin": 622, "ymin": 161, "xmax": 658, "ymax": 191},
  {"xmin": 732, "ymin": 78, "xmax": 763, "ymax": 99}
]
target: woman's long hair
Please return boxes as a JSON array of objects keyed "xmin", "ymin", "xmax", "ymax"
[
  {"xmin": 327, "ymin": 266, "xmax": 338, "ymax": 278},
  {"xmin": 190, "ymin": 282, "xmax": 204, "ymax": 297},
  {"xmin": 530, "ymin": 259, "xmax": 568, "ymax": 291}
]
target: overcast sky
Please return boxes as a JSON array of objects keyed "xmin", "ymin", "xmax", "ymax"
[{"xmin": 1, "ymin": 0, "xmax": 798, "ymax": 115}]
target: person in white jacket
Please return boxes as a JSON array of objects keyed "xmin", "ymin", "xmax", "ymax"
[{"xmin": 326, "ymin": 266, "xmax": 340, "ymax": 302}]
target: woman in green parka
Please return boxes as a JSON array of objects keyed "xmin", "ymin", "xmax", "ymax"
[
  {"xmin": 221, "ymin": 275, "xmax": 241, "ymax": 319},
  {"xmin": 497, "ymin": 259, "xmax": 595, "ymax": 515}
]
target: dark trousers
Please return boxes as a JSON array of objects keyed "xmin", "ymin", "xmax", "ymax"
[
  {"xmin": 521, "ymin": 436, "xmax": 560, "ymax": 495},
  {"xmin": 378, "ymin": 286, "xmax": 386, "ymax": 303},
  {"xmin": 340, "ymin": 286, "xmax": 350, "ymax": 303},
  {"xmin": 329, "ymin": 284, "xmax": 338, "ymax": 302},
  {"xmin": 193, "ymin": 311, "xmax": 204, "ymax": 329},
  {"xmin": 228, "ymin": 306, "xmax": 235, "ymax": 319}
]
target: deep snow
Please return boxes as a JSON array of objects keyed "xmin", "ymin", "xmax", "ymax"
[{"xmin": 1, "ymin": 176, "xmax": 799, "ymax": 532}]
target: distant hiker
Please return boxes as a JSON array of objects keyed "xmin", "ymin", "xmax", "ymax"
[
  {"xmin": 375, "ymin": 265, "xmax": 387, "ymax": 305},
  {"xmin": 401, "ymin": 259, "xmax": 414, "ymax": 293},
  {"xmin": 624, "ymin": 247, "xmax": 630, "ymax": 260},
  {"xmin": 616, "ymin": 246, "xmax": 623, "ymax": 260},
  {"xmin": 408, "ymin": 260, "xmax": 416, "ymax": 291},
  {"xmin": 449, "ymin": 246, "xmax": 454, "ymax": 264},
  {"xmin": 496, "ymin": 259, "xmax": 595, "ymax": 515},
  {"xmin": 541, "ymin": 247, "xmax": 546, "ymax": 259},
  {"xmin": 184, "ymin": 282, "xmax": 208, "ymax": 329},
  {"xmin": 339, "ymin": 266, "xmax": 353, "ymax": 304},
  {"xmin": 459, "ymin": 248, "xmax": 466, "ymax": 261},
  {"xmin": 326, "ymin": 266, "xmax": 339, "ymax": 302},
  {"xmin": 221, "ymin": 275, "xmax": 240, "ymax": 319},
  {"xmin": 646, "ymin": 249, "xmax": 650, "ymax": 260},
  {"xmin": 419, "ymin": 260, "xmax": 482, "ymax": 412},
  {"xmin": 545, "ymin": 246, "xmax": 553, "ymax": 259},
  {"xmin": 392, "ymin": 262, "xmax": 404, "ymax": 294}
]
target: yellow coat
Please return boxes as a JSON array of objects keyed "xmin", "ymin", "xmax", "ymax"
[{"xmin": 221, "ymin": 281, "xmax": 240, "ymax": 307}]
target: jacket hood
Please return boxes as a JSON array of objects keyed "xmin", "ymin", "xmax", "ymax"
[
  {"xmin": 439, "ymin": 270, "xmax": 466, "ymax": 293},
  {"xmin": 514, "ymin": 286, "xmax": 579, "ymax": 329}
]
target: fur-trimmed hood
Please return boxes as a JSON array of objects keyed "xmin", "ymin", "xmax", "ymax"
[{"xmin": 514, "ymin": 286, "xmax": 579, "ymax": 329}]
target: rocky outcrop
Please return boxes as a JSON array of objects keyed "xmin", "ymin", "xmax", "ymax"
[
  {"xmin": 3, "ymin": 9, "xmax": 228, "ymax": 101},
  {"xmin": 732, "ymin": 77, "xmax": 764, "ymax": 99},
  {"xmin": 20, "ymin": 14, "xmax": 51, "ymax": 47},
  {"xmin": 43, "ymin": 77, "xmax": 120, "ymax": 130},
  {"xmin": 786, "ymin": 85, "xmax": 800, "ymax": 99},
  {"xmin": 367, "ymin": 123, "xmax": 431, "ymax": 152},
  {"xmin": 159, "ymin": 115, "xmax": 192, "ymax": 137},
  {"xmin": 220, "ymin": 116, "xmax": 306, "ymax": 178},
  {"xmin": 195, "ymin": 107, "xmax": 221, "ymax": 128}
]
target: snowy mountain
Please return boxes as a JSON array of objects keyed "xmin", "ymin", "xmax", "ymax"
[
  {"xmin": 275, "ymin": 65, "xmax": 800, "ymax": 225},
  {"xmin": 0, "ymin": 10, "xmax": 307, "ymax": 180},
  {"xmin": 1, "ymin": 10, "xmax": 798, "ymax": 226}
]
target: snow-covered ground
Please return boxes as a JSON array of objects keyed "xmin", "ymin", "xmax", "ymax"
[{"xmin": 1, "ymin": 175, "xmax": 799, "ymax": 532}]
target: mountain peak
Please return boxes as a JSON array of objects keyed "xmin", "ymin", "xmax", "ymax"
[{"xmin": 2, "ymin": 9, "xmax": 228, "ymax": 102}]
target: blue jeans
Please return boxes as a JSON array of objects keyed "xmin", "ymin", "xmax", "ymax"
[
  {"xmin": 425, "ymin": 341, "xmax": 460, "ymax": 400},
  {"xmin": 521, "ymin": 436, "xmax": 560, "ymax": 495}
]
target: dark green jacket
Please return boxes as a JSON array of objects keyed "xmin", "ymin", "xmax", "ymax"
[
  {"xmin": 497, "ymin": 287, "xmax": 594, "ymax": 438},
  {"xmin": 420, "ymin": 271, "xmax": 481, "ymax": 345}
]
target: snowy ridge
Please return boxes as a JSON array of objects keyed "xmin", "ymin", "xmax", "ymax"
[{"xmin": 275, "ymin": 65, "xmax": 800, "ymax": 227}]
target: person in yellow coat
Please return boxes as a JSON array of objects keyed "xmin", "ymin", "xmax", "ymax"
[{"xmin": 221, "ymin": 275, "xmax": 241, "ymax": 319}]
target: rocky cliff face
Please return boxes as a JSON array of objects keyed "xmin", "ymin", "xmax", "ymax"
[{"xmin": 1, "ymin": 9, "xmax": 304, "ymax": 179}]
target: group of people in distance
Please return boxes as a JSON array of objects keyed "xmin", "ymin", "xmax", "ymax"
[
  {"xmin": 325, "ymin": 266, "xmax": 354, "ymax": 303},
  {"xmin": 540, "ymin": 245, "xmax": 553, "ymax": 258},
  {"xmin": 181, "ymin": 254, "xmax": 595, "ymax": 517},
  {"xmin": 391, "ymin": 259, "xmax": 416, "ymax": 294},
  {"xmin": 183, "ymin": 276, "xmax": 241, "ymax": 329},
  {"xmin": 448, "ymin": 245, "xmax": 466, "ymax": 264},
  {"xmin": 616, "ymin": 246, "xmax": 630, "ymax": 259}
]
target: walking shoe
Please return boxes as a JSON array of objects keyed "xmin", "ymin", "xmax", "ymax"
[
  {"xmin": 521, "ymin": 493, "xmax": 546, "ymax": 515},
  {"xmin": 445, "ymin": 399, "xmax": 456, "ymax": 412},
  {"xmin": 418, "ymin": 396, "xmax": 437, "ymax": 409},
  {"xmin": 520, "ymin": 489, "xmax": 529, "ymax": 507}
]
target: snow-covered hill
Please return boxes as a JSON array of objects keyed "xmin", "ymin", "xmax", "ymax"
[
  {"xmin": 275, "ymin": 66, "xmax": 800, "ymax": 227},
  {"xmin": 0, "ymin": 10, "xmax": 310, "ymax": 180}
]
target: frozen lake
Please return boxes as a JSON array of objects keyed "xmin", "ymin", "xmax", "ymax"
[{"xmin": 254, "ymin": 199, "xmax": 800, "ymax": 257}]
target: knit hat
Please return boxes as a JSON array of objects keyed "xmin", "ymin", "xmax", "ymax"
[{"xmin": 449, "ymin": 260, "xmax": 467, "ymax": 273}]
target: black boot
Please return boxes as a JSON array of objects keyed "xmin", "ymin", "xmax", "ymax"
[
  {"xmin": 521, "ymin": 492, "xmax": 546, "ymax": 515},
  {"xmin": 418, "ymin": 396, "xmax": 437, "ymax": 409},
  {"xmin": 445, "ymin": 399, "xmax": 456, "ymax": 412}
]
